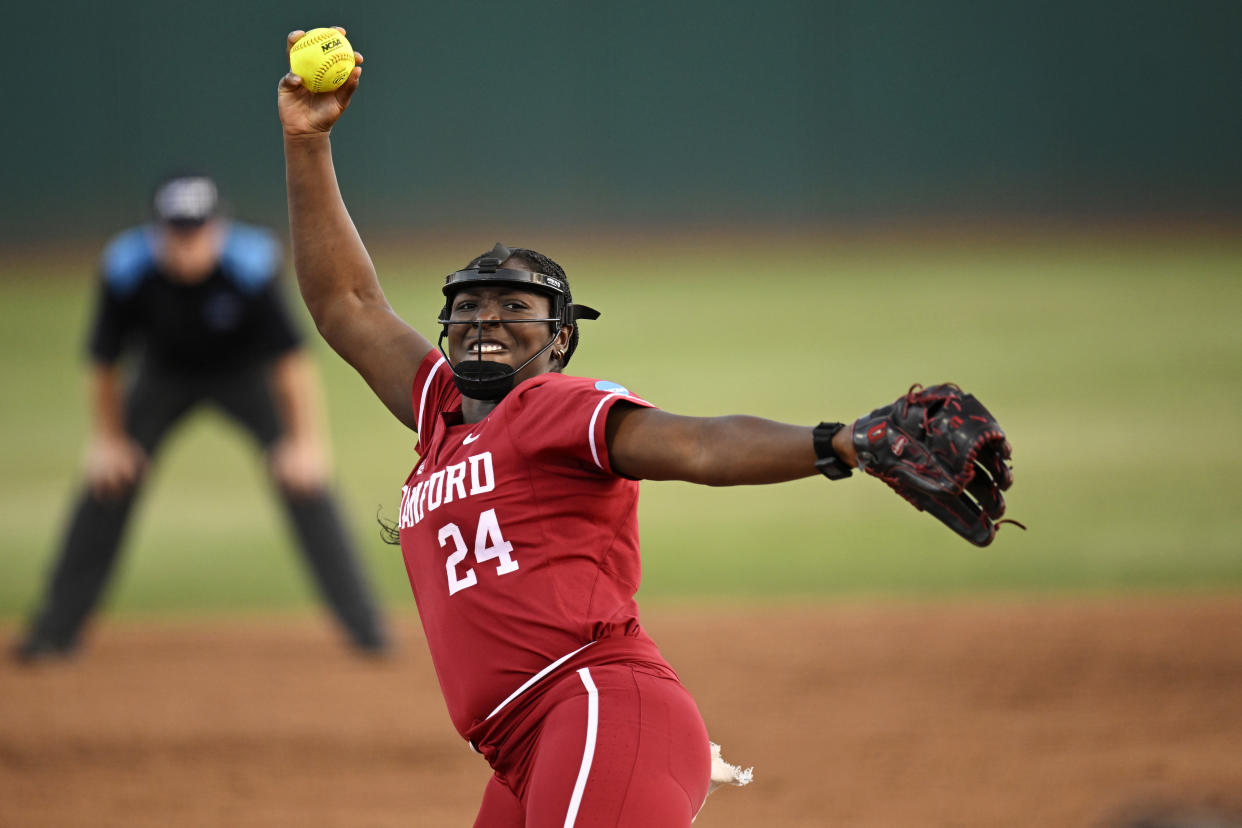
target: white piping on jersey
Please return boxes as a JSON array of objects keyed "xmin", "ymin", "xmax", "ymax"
[
  {"xmin": 484, "ymin": 641, "xmax": 597, "ymax": 722},
  {"xmin": 563, "ymin": 668, "xmax": 599, "ymax": 828},
  {"xmin": 587, "ymin": 392, "xmax": 626, "ymax": 471},
  {"xmin": 418, "ymin": 356, "xmax": 447, "ymax": 438}
]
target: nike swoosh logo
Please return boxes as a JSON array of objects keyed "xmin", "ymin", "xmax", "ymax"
[{"xmin": 463, "ymin": 433, "xmax": 481, "ymax": 445}]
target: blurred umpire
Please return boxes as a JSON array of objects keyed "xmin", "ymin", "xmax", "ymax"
[{"xmin": 14, "ymin": 173, "xmax": 389, "ymax": 661}]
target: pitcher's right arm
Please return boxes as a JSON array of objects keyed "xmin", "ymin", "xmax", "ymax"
[{"xmin": 278, "ymin": 27, "xmax": 433, "ymax": 431}]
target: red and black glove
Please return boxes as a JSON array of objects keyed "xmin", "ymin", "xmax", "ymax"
[{"xmin": 851, "ymin": 384, "xmax": 1020, "ymax": 547}]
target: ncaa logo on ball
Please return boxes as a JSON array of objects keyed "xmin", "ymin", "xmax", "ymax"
[{"xmin": 289, "ymin": 28, "xmax": 355, "ymax": 93}]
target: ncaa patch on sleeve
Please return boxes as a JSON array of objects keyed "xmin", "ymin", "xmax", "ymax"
[{"xmin": 595, "ymin": 380, "xmax": 630, "ymax": 395}]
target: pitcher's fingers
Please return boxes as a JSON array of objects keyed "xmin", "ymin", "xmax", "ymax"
[
  {"xmin": 337, "ymin": 66, "xmax": 363, "ymax": 101},
  {"xmin": 286, "ymin": 29, "xmax": 306, "ymax": 53}
]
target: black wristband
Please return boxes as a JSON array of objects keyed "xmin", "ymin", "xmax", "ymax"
[{"xmin": 812, "ymin": 422, "xmax": 853, "ymax": 480}]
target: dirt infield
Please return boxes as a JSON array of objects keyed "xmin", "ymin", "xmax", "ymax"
[{"xmin": 3, "ymin": 596, "xmax": 1241, "ymax": 828}]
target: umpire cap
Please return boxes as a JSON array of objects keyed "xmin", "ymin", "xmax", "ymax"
[{"xmin": 152, "ymin": 174, "xmax": 220, "ymax": 228}]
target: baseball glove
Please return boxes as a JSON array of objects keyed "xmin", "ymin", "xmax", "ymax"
[{"xmin": 851, "ymin": 384, "xmax": 1020, "ymax": 546}]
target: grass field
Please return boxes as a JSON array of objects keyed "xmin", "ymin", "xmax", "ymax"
[{"xmin": 3, "ymin": 229, "xmax": 1241, "ymax": 621}]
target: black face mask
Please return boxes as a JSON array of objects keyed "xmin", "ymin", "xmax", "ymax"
[
  {"xmin": 438, "ymin": 315, "xmax": 563, "ymax": 402},
  {"xmin": 436, "ymin": 243, "xmax": 600, "ymax": 401}
]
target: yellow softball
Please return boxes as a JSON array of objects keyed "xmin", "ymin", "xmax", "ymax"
[{"xmin": 289, "ymin": 28, "xmax": 355, "ymax": 93}]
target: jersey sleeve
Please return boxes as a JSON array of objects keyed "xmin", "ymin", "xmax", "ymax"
[
  {"xmin": 219, "ymin": 224, "xmax": 283, "ymax": 293},
  {"xmin": 221, "ymin": 223, "xmax": 302, "ymax": 358},
  {"xmin": 411, "ymin": 351, "xmax": 461, "ymax": 454},
  {"xmin": 507, "ymin": 376, "xmax": 656, "ymax": 477},
  {"xmin": 87, "ymin": 228, "xmax": 153, "ymax": 363},
  {"xmin": 85, "ymin": 277, "xmax": 130, "ymax": 364},
  {"xmin": 246, "ymin": 281, "xmax": 303, "ymax": 358}
]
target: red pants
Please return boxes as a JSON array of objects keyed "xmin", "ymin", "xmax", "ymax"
[{"xmin": 472, "ymin": 663, "xmax": 711, "ymax": 827}]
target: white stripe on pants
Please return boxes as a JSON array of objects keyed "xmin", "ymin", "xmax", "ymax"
[{"xmin": 563, "ymin": 667, "xmax": 599, "ymax": 828}]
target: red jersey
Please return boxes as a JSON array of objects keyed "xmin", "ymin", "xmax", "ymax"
[{"xmin": 398, "ymin": 353, "xmax": 670, "ymax": 739}]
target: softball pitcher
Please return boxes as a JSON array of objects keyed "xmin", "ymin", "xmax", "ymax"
[{"xmin": 277, "ymin": 27, "xmax": 1014, "ymax": 827}]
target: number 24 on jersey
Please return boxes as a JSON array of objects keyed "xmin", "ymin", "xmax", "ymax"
[{"xmin": 438, "ymin": 508, "xmax": 518, "ymax": 595}]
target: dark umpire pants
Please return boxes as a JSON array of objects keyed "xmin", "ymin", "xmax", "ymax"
[{"xmin": 22, "ymin": 360, "xmax": 388, "ymax": 654}]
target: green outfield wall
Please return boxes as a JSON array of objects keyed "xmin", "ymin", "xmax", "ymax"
[{"xmin": 8, "ymin": 0, "xmax": 1240, "ymax": 243}]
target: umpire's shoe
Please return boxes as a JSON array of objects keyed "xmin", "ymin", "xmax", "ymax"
[{"xmin": 11, "ymin": 635, "xmax": 78, "ymax": 665}]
